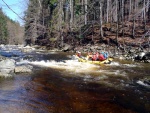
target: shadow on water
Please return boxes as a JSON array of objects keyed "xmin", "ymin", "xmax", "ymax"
[
  {"xmin": 0, "ymin": 69, "xmax": 132, "ymax": 113},
  {"xmin": 22, "ymin": 68, "xmax": 137, "ymax": 113}
]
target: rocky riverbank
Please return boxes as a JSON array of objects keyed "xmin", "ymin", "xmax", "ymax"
[
  {"xmin": 0, "ymin": 45, "xmax": 34, "ymax": 77},
  {"xmin": 0, "ymin": 44, "xmax": 149, "ymax": 78},
  {"xmin": 61, "ymin": 43, "xmax": 150, "ymax": 63}
]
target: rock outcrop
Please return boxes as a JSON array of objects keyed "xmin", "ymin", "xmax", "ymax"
[
  {"xmin": 0, "ymin": 59, "xmax": 15, "ymax": 73},
  {"xmin": 0, "ymin": 55, "xmax": 33, "ymax": 77}
]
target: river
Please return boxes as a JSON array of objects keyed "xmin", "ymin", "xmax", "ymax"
[{"xmin": 0, "ymin": 45, "xmax": 150, "ymax": 113}]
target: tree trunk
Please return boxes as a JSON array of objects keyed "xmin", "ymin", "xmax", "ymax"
[
  {"xmin": 116, "ymin": 0, "xmax": 118, "ymax": 45},
  {"xmin": 65, "ymin": 1, "xmax": 69, "ymax": 22},
  {"xmin": 84, "ymin": 0, "xmax": 87, "ymax": 25},
  {"xmin": 106, "ymin": 0, "xmax": 109, "ymax": 23},
  {"xmin": 99, "ymin": 1, "xmax": 103, "ymax": 38},
  {"xmin": 121, "ymin": 0, "xmax": 124, "ymax": 37},
  {"xmin": 121, "ymin": 0, "xmax": 124, "ymax": 22},
  {"xmin": 148, "ymin": 0, "xmax": 150, "ymax": 19},
  {"xmin": 129, "ymin": 0, "xmax": 132, "ymax": 20},
  {"xmin": 59, "ymin": 0, "xmax": 64, "ymax": 47},
  {"xmin": 70, "ymin": 0, "xmax": 74, "ymax": 29},
  {"xmin": 143, "ymin": 0, "xmax": 146, "ymax": 31},
  {"xmin": 132, "ymin": 0, "xmax": 135, "ymax": 39}
]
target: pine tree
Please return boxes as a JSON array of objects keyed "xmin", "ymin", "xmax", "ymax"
[{"xmin": 0, "ymin": 8, "xmax": 8, "ymax": 44}]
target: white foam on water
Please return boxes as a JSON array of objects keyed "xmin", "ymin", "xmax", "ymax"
[
  {"xmin": 108, "ymin": 62, "xmax": 120, "ymax": 66},
  {"xmin": 15, "ymin": 58, "xmax": 128, "ymax": 86},
  {"xmin": 114, "ymin": 70, "xmax": 127, "ymax": 76},
  {"xmin": 123, "ymin": 64, "xmax": 138, "ymax": 67},
  {"xmin": 97, "ymin": 69, "xmax": 127, "ymax": 77},
  {"xmin": 108, "ymin": 61, "xmax": 140, "ymax": 68},
  {"xmin": 84, "ymin": 75, "xmax": 93, "ymax": 79},
  {"xmin": 137, "ymin": 80, "xmax": 150, "ymax": 87},
  {"xmin": 29, "ymin": 59, "xmax": 99, "ymax": 73},
  {"xmin": 15, "ymin": 58, "xmax": 133, "ymax": 90},
  {"xmin": 83, "ymin": 75, "xmax": 93, "ymax": 81},
  {"xmin": 16, "ymin": 59, "xmax": 30, "ymax": 65},
  {"xmin": 32, "ymin": 59, "xmax": 127, "ymax": 78},
  {"xmin": 93, "ymin": 75, "xmax": 108, "ymax": 81}
]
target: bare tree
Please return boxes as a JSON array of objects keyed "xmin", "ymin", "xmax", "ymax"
[
  {"xmin": 115, "ymin": 0, "xmax": 119, "ymax": 44},
  {"xmin": 84, "ymin": 0, "xmax": 88, "ymax": 25},
  {"xmin": 59, "ymin": 0, "xmax": 64, "ymax": 47},
  {"xmin": 70, "ymin": 0, "xmax": 74, "ymax": 29},
  {"xmin": 129, "ymin": 0, "xmax": 132, "ymax": 20},
  {"xmin": 143, "ymin": 0, "xmax": 146, "ymax": 30},
  {"xmin": 148, "ymin": 0, "xmax": 150, "ymax": 19},
  {"xmin": 132, "ymin": 0, "xmax": 136, "ymax": 38},
  {"xmin": 121, "ymin": 0, "xmax": 125, "ymax": 37},
  {"xmin": 106, "ymin": 0, "xmax": 110, "ymax": 23},
  {"xmin": 99, "ymin": 1, "xmax": 103, "ymax": 38}
]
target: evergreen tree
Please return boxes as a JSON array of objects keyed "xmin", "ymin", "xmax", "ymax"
[{"xmin": 0, "ymin": 8, "xmax": 8, "ymax": 44}]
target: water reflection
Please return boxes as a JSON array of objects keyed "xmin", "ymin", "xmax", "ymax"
[{"xmin": 22, "ymin": 69, "xmax": 137, "ymax": 113}]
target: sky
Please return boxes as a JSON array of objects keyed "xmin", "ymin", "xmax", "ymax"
[{"xmin": 0, "ymin": 0, "xmax": 27, "ymax": 25}]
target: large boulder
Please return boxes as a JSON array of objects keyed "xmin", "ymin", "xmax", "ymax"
[
  {"xmin": 22, "ymin": 46, "xmax": 35, "ymax": 53},
  {"xmin": 134, "ymin": 52, "xmax": 150, "ymax": 63},
  {"xmin": 0, "ymin": 59, "xmax": 15, "ymax": 74},
  {"xmin": 62, "ymin": 44, "xmax": 73, "ymax": 52},
  {"xmin": 0, "ymin": 72, "xmax": 12, "ymax": 77},
  {"xmin": 142, "ymin": 52, "xmax": 150, "ymax": 63},
  {"xmin": 0, "ymin": 58, "xmax": 15, "ymax": 77}
]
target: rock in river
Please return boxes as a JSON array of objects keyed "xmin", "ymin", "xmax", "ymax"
[{"xmin": 0, "ymin": 58, "xmax": 15, "ymax": 77}]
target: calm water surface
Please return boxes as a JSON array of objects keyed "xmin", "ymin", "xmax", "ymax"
[{"xmin": 0, "ymin": 50, "xmax": 150, "ymax": 113}]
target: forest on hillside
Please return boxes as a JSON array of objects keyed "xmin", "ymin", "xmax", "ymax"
[
  {"xmin": 0, "ymin": 8, "xmax": 24, "ymax": 45},
  {"xmin": 0, "ymin": 0, "xmax": 149, "ymax": 48},
  {"xmin": 24, "ymin": 0, "xmax": 150, "ymax": 49}
]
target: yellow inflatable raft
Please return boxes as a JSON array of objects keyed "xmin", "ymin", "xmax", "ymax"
[{"xmin": 77, "ymin": 56, "xmax": 113, "ymax": 65}]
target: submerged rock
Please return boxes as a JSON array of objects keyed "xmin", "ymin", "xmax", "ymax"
[
  {"xmin": 14, "ymin": 65, "xmax": 33, "ymax": 73},
  {"xmin": 138, "ymin": 77, "xmax": 150, "ymax": 87},
  {"xmin": 0, "ymin": 72, "xmax": 13, "ymax": 77},
  {"xmin": 21, "ymin": 46, "xmax": 35, "ymax": 53}
]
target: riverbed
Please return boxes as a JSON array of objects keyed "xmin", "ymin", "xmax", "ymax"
[{"xmin": 0, "ymin": 45, "xmax": 150, "ymax": 113}]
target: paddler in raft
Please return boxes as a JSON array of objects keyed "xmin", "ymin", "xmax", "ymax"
[
  {"xmin": 76, "ymin": 51, "xmax": 85, "ymax": 59},
  {"xmin": 87, "ymin": 51, "xmax": 109, "ymax": 61},
  {"xmin": 76, "ymin": 51, "xmax": 82, "ymax": 58}
]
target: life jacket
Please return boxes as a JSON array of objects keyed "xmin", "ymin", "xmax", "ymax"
[
  {"xmin": 96, "ymin": 52, "xmax": 99, "ymax": 60},
  {"xmin": 99, "ymin": 54, "xmax": 105, "ymax": 61},
  {"xmin": 92, "ymin": 54, "xmax": 97, "ymax": 61},
  {"xmin": 103, "ymin": 52, "xmax": 108, "ymax": 59}
]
